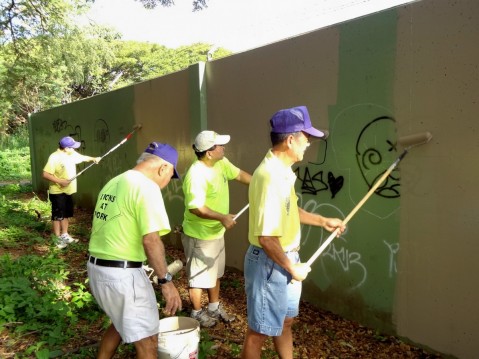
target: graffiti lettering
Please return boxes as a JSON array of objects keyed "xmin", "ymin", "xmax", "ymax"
[
  {"xmin": 383, "ymin": 240, "xmax": 399, "ymax": 278},
  {"xmin": 295, "ymin": 167, "xmax": 344, "ymax": 198}
]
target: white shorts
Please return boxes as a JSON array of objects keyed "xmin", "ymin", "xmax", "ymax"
[
  {"xmin": 87, "ymin": 262, "xmax": 159, "ymax": 343},
  {"xmin": 181, "ymin": 233, "xmax": 225, "ymax": 288}
]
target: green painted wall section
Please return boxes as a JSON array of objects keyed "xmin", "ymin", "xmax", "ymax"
[
  {"xmin": 29, "ymin": 87, "xmax": 137, "ymax": 208},
  {"xmin": 300, "ymin": 11, "xmax": 400, "ymax": 332}
]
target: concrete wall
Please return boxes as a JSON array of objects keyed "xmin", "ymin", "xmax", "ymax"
[{"xmin": 29, "ymin": 0, "xmax": 479, "ymax": 357}]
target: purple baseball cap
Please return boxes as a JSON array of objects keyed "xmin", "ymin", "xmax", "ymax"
[
  {"xmin": 144, "ymin": 142, "xmax": 180, "ymax": 179},
  {"xmin": 270, "ymin": 106, "xmax": 328, "ymax": 138},
  {"xmin": 59, "ymin": 136, "xmax": 81, "ymax": 149}
]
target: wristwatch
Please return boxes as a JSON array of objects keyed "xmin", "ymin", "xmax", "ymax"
[{"xmin": 158, "ymin": 272, "xmax": 172, "ymax": 285}]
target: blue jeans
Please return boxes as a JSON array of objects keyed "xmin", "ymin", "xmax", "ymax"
[{"xmin": 244, "ymin": 245, "xmax": 302, "ymax": 336}]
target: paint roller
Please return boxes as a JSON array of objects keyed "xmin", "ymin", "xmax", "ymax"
[
  {"xmin": 151, "ymin": 259, "xmax": 184, "ymax": 285},
  {"xmin": 69, "ymin": 124, "xmax": 143, "ymax": 181},
  {"xmin": 305, "ymin": 131, "xmax": 433, "ymax": 267}
]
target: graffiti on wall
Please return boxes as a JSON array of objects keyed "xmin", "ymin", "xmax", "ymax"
[
  {"xmin": 94, "ymin": 119, "xmax": 110, "ymax": 146},
  {"xmin": 52, "ymin": 118, "xmax": 85, "ymax": 150},
  {"xmin": 356, "ymin": 116, "xmax": 400, "ymax": 198},
  {"xmin": 296, "ymin": 114, "xmax": 400, "ymax": 291}
]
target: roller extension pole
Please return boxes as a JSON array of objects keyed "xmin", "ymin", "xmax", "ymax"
[
  {"xmin": 69, "ymin": 124, "xmax": 142, "ymax": 181},
  {"xmin": 233, "ymin": 204, "xmax": 249, "ymax": 221},
  {"xmin": 305, "ymin": 131, "xmax": 432, "ymax": 267}
]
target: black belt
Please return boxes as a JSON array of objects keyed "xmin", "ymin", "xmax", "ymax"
[
  {"xmin": 251, "ymin": 245, "xmax": 300, "ymax": 253},
  {"xmin": 89, "ymin": 256, "xmax": 142, "ymax": 268}
]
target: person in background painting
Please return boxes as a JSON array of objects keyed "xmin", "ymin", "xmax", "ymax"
[{"xmin": 43, "ymin": 136, "xmax": 101, "ymax": 248}]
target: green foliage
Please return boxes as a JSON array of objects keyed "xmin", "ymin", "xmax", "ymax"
[
  {"xmin": 230, "ymin": 342, "xmax": 242, "ymax": 357},
  {"xmin": 199, "ymin": 330, "xmax": 217, "ymax": 359},
  {"xmin": 0, "ymin": 125, "xmax": 29, "ymax": 149},
  {"xmin": 0, "ymin": 0, "xmax": 93, "ymax": 47},
  {"xmin": 107, "ymin": 41, "xmax": 231, "ymax": 91},
  {"xmin": 0, "ymin": 253, "xmax": 103, "ymax": 351},
  {"xmin": 0, "ymin": 0, "xmax": 232, "ymax": 135},
  {"xmin": 0, "ymin": 255, "xmax": 70, "ymax": 342},
  {"xmin": 136, "ymin": 0, "xmax": 208, "ymax": 11},
  {"xmin": 0, "ymin": 26, "xmax": 118, "ymax": 134},
  {"xmin": 222, "ymin": 277, "xmax": 242, "ymax": 289},
  {"xmin": 0, "ymin": 147, "xmax": 31, "ymax": 181},
  {"xmin": 0, "ymin": 184, "xmax": 50, "ymax": 242}
]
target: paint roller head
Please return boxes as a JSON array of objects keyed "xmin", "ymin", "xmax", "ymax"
[
  {"xmin": 133, "ymin": 124, "xmax": 142, "ymax": 131},
  {"xmin": 398, "ymin": 131, "xmax": 433, "ymax": 149}
]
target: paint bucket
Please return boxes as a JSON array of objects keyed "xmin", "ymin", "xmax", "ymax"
[{"xmin": 158, "ymin": 317, "xmax": 200, "ymax": 359}]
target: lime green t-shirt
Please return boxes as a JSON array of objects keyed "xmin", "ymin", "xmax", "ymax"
[
  {"xmin": 182, "ymin": 157, "xmax": 240, "ymax": 240},
  {"xmin": 248, "ymin": 150, "xmax": 300, "ymax": 251},
  {"xmin": 89, "ymin": 170, "xmax": 171, "ymax": 261},
  {"xmin": 43, "ymin": 149, "xmax": 87, "ymax": 195}
]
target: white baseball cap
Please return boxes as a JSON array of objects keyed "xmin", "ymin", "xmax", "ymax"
[{"xmin": 193, "ymin": 131, "xmax": 230, "ymax": 152}]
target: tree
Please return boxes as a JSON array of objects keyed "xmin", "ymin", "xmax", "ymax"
[
  {"xmin": 0, "ymin": 0, "xmax": 93, "ymax": 54},
  {"xmin": 0, "ymin": 0, "xmax": 222, "ymax": 136},
  {"xmin": 0, "ymin": 25, "xmax": 118, "ymax": 134},
  {"xmin": 105, "ymin": 41, "xmax": 231, "ymax": 90},
  {"xmin": 135, "ymin": 0, "xmax": 208, "ymax": 11}
]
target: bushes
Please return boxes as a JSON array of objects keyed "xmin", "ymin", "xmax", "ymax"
[{"xmin": 0, "ymin": 253, "xmax": 102, "ymax": 355}]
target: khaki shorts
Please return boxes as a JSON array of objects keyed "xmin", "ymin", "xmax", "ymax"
[
  {"xmin": 181, "ymin": 233, "xmax": 225, "ymax": 288},
  {"xmin": 87, "ymin": 262, "xmax": 159, "ymax": 343}
]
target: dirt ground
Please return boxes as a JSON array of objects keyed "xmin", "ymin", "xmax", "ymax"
[
  {"xmin": 155, "ymin": 246, "xmax": 443, "ymax": 359},
  {"xmin": 1, "ymin": 205, "xmax": 444, "ymax": 358}
]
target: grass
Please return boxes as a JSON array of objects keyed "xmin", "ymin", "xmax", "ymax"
[
  {"xmin": 0, "ymin": 140, "xmax": 107, "ymax": 358},
  {"xmin": 0, "ymin": 148, "xmax": 31, "ymax": 182}
]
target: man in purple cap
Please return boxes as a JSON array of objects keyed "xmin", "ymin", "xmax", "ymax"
[
  {"xmin": 88, "ymin": 142, "xmax": 182, "ymax": 358},
  {"xmin": 43, "ymin": 136, "xmax": 101, "ymax": 248},
  {"xmin": 241, "ymin": 106, "xmax": 345, "ymax": 359}
]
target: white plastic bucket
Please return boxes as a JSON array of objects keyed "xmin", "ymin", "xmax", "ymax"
[{"xmin": 158, "ymin": 317, "xmax": 200, "ymax": 359}]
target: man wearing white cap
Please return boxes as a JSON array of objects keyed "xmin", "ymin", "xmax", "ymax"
[
  {"xmin": 241, "ymin": 106, "xmax": 346, "ymax": 359},
  {"xmin": 181, "ymin": 130, "xmax": 251, "ymax": 327},
  {"xmin": 43, "ymin": 136, "xmax": 101, "ymax": 248}
]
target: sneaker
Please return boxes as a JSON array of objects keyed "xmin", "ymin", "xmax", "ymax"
[
  {"xmin": 55, "ymin": 237, "xmax": 68, "ymax": 249},
  {"xmin": 60, "ymin": 233, "xmax": 79, "ymax": 244},
  {"xmin": 208, "ymin": 303, "xmax": 235, "ymax": 323},
  {"xmin": 191, "ymin": 309, "xmax": 217, "ymax": 328}
]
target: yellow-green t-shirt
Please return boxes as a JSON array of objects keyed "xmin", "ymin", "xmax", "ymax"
[
  {"xmin": 43, "ymin": 149, "xmax": 88, "ymax": 195},
  {"xmin": 248, "ymin": 150, "xmax": 300, "ymax": 251},
  {"xmin": 182, "ymin": 157, "xmax": 240, "ymax": 240},
  {"xmin": 88, "ymin": 170, "xmax": 171, "ymax": 262}
]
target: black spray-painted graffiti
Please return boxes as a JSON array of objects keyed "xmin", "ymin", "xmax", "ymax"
[
  {"xmin": 294, "ymin": 167, "xmax": 344, "ymax": 199},
  {"xmin": 294, "ymin": 137, "xmax": 344, "ymax": 198},
  {"xmin": 355, "ymin": 116, "xmax": 400, "ymax": 198},
  {"xmin": 51, "ymin": 117, "xmax": 110, "ymax": 153},
  {"xmin": 52, "ymin": 118, "xmax": 85, "ymax": 151},
  {"xmin": 294, "ymin": 115, "xmax": 399, "ymax": 200},
  {"xmin": 94, "ymin": 119, "xmax": 110, "ymax": 145}
]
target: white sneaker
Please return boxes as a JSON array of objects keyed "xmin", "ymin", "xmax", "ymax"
[
  {"xmin": 191, "ymin": 309, "xmax": 217, "ymax": 328},
  {"xmin": 60, "ymin": 233, "xmax": 79, "ymax": 244},
  {"xmin": 55, "ymin": 237, "xmax": 68, "ymax": 249},
  {"xmin": 208, "ymin": 303, "xmax": 235, "ymax": 323}
]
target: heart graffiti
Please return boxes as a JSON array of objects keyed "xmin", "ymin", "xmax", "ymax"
[{"xmin": 328, "ymin": 172, "xmax": 344, "ymax": 199}]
